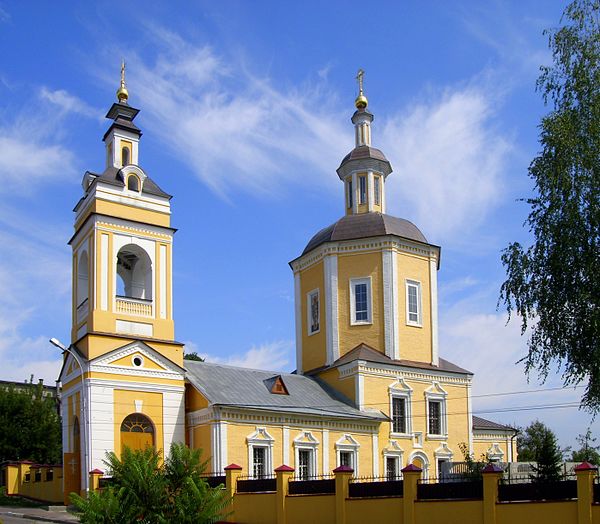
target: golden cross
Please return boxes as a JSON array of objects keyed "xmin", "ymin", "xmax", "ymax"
[
  {"xmin": 356, "ymin": 69, "xmax": 365, "ymax": 94},
  {"xmin": 120, "ymin": 60, "xmax": 126, "ymax": 87}
]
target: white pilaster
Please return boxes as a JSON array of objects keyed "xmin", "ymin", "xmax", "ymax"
[
  {"xmin": 367, "ymin": 171, "xmax": 374, "ymax": 212},
  {"xmin": 322, "ymin": 429, "xmax": 329, "ymax": 474},
  {"xmin": 372, "ymin": 433, "xmax": 379, "ymax": 476},
  {"xmin": 100, "ymin": 235, "xmax": 108, "ymax": 310},
  {"xmin": 356, "ymin": 372, "xmax": 364, "ymax": 410},
  {"xmin": 352, "ymin": 172, "xmax": 358, "ymax": 214},
  {"xmin": 294, "ymin": 273, "xmax": 303, "ymax": 374},
  {"xmin": 283, "ymin": 426, "xmax": 290, "ymax": 466},
  {"xmin": 324, "ymin": 255, "xmax": 340, "ymax": 365},
  {"xmin": 467, "ymin": 384, "xmax": 473, "ymax": 455},
  {"xmin": 429, "ymin": 257, "xmax": 439, "ymax": 366},
  {"xmin": 159, "ymin": 245, "xmax": 167, "ymax": 319},
  {"xmin": 88, "ymin": 384, "xmax": 114, "ymax": 471},
  {"xmin": 382, "ymin": 249, "xmax": 399, "ymax": 360}
]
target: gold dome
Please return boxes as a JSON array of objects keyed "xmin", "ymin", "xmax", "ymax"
[
  {"xmin": 355, "ymin": 93, "xmax": 368, "ymax": 109},
  {"xmin": 117, "ymin": 60, "xmax": 129, "ymax": 103}
]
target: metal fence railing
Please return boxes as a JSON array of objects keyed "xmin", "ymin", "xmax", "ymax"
[
  {"xmin": 289, "ymin": 475, "xmax": 335, "ymax": 495},
  {"xmin": 498, "ymin": 477, "xmax": 577, "ymax": 502},
  {"xmin": 200, "ymin": 474, "xmax": 226, "ymax": 489},
  {"xmin": 237, "ymin": 475, "xmax": 277, "ymax": 493},
  {"xmin": 417, "ymin": 478, "xmax": 483, "ymax": 500},
  {"xmin": 349, "ymin": 476, "xmax": 404, "ymax": 498}
]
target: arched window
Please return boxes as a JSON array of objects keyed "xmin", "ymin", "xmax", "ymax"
[
  {"xmin": 77, "ymin": 251, "xmax": 89, "ymax": 306},
  {"xmin": 120, "ymin": 413, "xmax": 155, "ymax": 453},
  {"xmin": 127, "ymin": 175, "xmax": 140, "ymax": 192},
  {"xmin": 116, "ymin": 244, "xmax": 152, "ymax": 300},
  {"xmin": 121, "ymin": 147, "xmax": 130, "ymax": 166}
]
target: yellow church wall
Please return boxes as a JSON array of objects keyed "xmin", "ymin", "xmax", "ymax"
[
  {"xmin": 417, "ymin": 499, "xmax": 481, "ymax": 524},
  {"xmin": 300, "ymin": 260, "xmax": 326, "ymax": 372},
  {"xmin": 75, "ymin": 199, "xmax": 170, "ymax": 230},
  {"xmin": 233, "ymin": 493, "xmax": 277, "ymax": 524},
  {"xmin": 185, "ymin": 385, "xmax": 209, "ymax": 412},
  {"xmin": 346, "ymin": 497, "xmax": 403, "ymax": 524},
  {"xmin": 192, "ymin": 425, "xmax": 212, "ymax": 457},
  {"xmin": 113, "ymin": 389, "xmax": 164, "ymax": 456},
  {"xmin": 316, "ymin": 367, "xmax": 356, "ymax": 404},
  {"xmin": 395, "ymin": 251, "xmax": 433, "ymax": 363},
  {"xmin": 337, "ymin": 251, "xmax": 384, "ymax": 356}
]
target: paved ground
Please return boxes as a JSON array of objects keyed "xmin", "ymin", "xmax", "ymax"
[{"xmin": 0, "ymin": 507, "xmax": 78, "ymax": 524}]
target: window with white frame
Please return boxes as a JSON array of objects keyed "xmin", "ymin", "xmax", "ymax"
[
  {"xmin": 406, "ymin": 280, "xmax": 422, "ymax": 326},
  {"xmin": 385, "ymin": 456, "xmax": 400, "ymax": 480},
  {"xmin": 297, "ymin": 449, "xmax": 313, "ymax": 480},
  {"xmin": 350, "ymin": 277, "xmax": 372, "ymax": 325},
  {"xmin": 425, "ymin": 384, "xmax": 448, "ymax": 438},
  {"xmin": 434, "ymin": 443, "xmax": 453, "ymax": 479},
  {"xmin": 428, "ymin": 401, "xmax": 442, "ymax": 435},
  {"xmin": 359, "ymin": 175, "xmax": 367, "ymax": 204},
  {"xmin": 307, "ymin": 289, "xmax": 320, "ymax": 335},
  {"xmin": 389, "ymin": 378, "xmax": 413, "ymax": 436},
  {"xmin": 247, "ymin": 427, "xmax": 274, "ymax": 478},
  {"xmin": 294, "ymin": 431, "xmax": 319, "ymax": 480},
  {"xmin": 339, "ymin": 451, "xmax": 354, "ymax": 468},
  {"xmin": 374, "ymin": 176, "xmax": 381, "ymax": 205},
  {"xmin": 253, "ymin": 446, "xmax": 268, "ymax": 478},
  {"xmin": 391, "ymin": 397, "xmax": 407, "ymax": 434},
  {"xmin": 335, "ymin": 434, "xmax": 360, "ymax": 474}
]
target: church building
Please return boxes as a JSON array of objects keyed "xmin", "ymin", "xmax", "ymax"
[{"xmin": 57, "ymin": 67, "xmax": 515, "ymax": 502}]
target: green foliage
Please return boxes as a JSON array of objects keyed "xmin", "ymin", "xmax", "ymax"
[
  {"xmin": 517, "ymin": 421, "xmax": 563, "ymax": 481},
  {"xmin": 0, "ymin": 380, "xmax": 61, "ymax": 464},
  {"xmin": 71, "ymin": 443, "xmax": 230, "ymax": 524},
  {"xmin": 183, "ymin": 352, "xmax": 204, "ymax": 362},
  {"xmin": 571, "ymin": 427, "xmax": 600, "ymax": 464},
  {"xmin": 499, "ymin": 0, "xmax": 600, "ymax": 411},
  {"xmin": 458, "ymin": 442, "xmax": 490, "ymax": 480}
]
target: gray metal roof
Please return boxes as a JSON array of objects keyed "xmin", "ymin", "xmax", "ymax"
[
  {"xmin": 302, "ymin": 212, "xmax": 429, "ymax": 256},
  {"xmin": 472, "ymin": 415, "xmax": 516, "ymax": 432},
  {"xmin": 87, "ymin": 166, "xmax": 172, "ymax": 199},
  {"xmin": 185, "ymin": 360, "xmax": 385, "ymax": 422}
]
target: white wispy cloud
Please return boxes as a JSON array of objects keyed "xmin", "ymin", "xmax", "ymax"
[
  {"xmin": 381, "ymin": 86, "xmax": 511, "ymax": 242},
  {"xmin": 39, "ymin": 87, "xmax": 101, "ymax": 120},
  {"xmin": 186, "ymin": 339, "xmax": 293, "ymax": 372}
]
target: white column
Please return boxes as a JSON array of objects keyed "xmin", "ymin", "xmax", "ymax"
[
  {"xmin": 382, "ymin": 249, "xmax": 400, "ymax": 360},
  {"xmin": 324, "ymin": 255, "xmax": 339, "ymax": 365},
  {"xmin": 352, "ymin": 172, "xmax": 358, "ymax": 214},
  {"xmin": 159, "ymin": 245, "xmax": 167, "ymax": 319},
  {"xmin": 283, "ymin": 426, "xmax": 290, "ymax": 466},
  {"xmin": 467, "ymin": 384, "xmax": 473, "ymax": 455},
  {"xmin": 372, "ymin": 433, "xmax": 379, "ymax": 476},
  {"xmin": 323, "ymin": 429, "xmax": 330, "ymax": 474},
  {"xmin": 88, "ymin": 384, "xmax": 114, "ymax": 472},
  {"xmin": 356, "ymin": 372, "xmax": 364, "ymax": 410},
  {"xmin": 367, "ymin": 171, "xmax": 374, "ymax": 212},
  {"xmin": 100, "ymin": 234, "xmax": 108, "ymax": 310},
  {"xmin": 429, "ymin": 256, "xmax": 439, "ymax": 366},
  {"xmin": 294, "ymin": 272, "xmax": 303, "ymax": 373}
]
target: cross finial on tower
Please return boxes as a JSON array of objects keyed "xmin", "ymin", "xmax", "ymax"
[
  {"xmin": 355, "ymin": 68, "xmax": 368, "ymax": 109},
  {"xmin": 116, "ymin": 60, "xmax": 129, "ymax": 104}
]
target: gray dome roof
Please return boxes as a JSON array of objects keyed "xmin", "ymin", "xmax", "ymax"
[
  {"xmin": 339, "ymin": 145, "xmax": 389, "ymax": 166},
  {"xmin": 302, "ymin": 212, "xmax": 428, "ymax": 255}
]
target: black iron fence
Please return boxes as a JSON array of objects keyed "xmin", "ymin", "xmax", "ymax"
[
  {"xmin": 200, "ymin": 474, "xmax": 226, "ymax": 489},
  {"xmin": 237, "ymin": 475, "xmax": 277, "ymax": 493},
  {"xmin": 349, "ymin": 476, "xmax": 404, "ymax": 498},
  {"xmin": 498, "ymin": 478, "xmax": 577, "ymax": 502},
  {"xmin": 417, "ymin": 478, "xmax": 483, "ymax": 500},
  {"xmin": 289, "ymin": 475, "xmax": 335, "ymax": 495}
]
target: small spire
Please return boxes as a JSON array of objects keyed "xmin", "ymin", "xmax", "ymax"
[
  {"xmin": 355, "ymin": 68, "xmax": 368, "ymax": 109},
  {"xmin": 116, "ymin": 60, "xmax": 129, "ymax": 104}
]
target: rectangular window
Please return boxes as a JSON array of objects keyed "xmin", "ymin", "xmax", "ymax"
[
  {"xmin": 46, "ymin": 469, "xmax": 53, "ymax": 482},
  {"xmin": 359, "ymin": 176, "xmax": 367, "ymax": 204},
  {"xmin": 392, "ymin": 397, "xmax": 407, "ymax": 434},
  {"xmin": 348, "ymin": 180, "xmax": 353, "ymax": 209},
  {"xmin": 298, "ymin": 449, "xmax": 312, "ymax": 480},
  {"xmin": 253, "ymin": 447, "xmax": 267, "ymax": 478},
  {"xmin": 438, "ymin": 459, "xmax": 448, "ymax": 480},
  {"xmin": 386, "ymin": 456, "xmax": 399, "ymax": 480},
  {"xmin": 350, "ymin": 277, "xmax": 371, "ymax": 324},
  {"xmin": 406, "ymin": 280, "xmax": 422, "ymax": 325},
  {"xmin": 307, "ymin": 289, "xmax": 320, "ymax": 335},
  {"xmin": 428, "ymin": 401, "xmax": 442, "ymax": 435},
  {"xmin": 339, "ymin": 451, "xmax": 353, "ymax": 469},
  {"xmin": 374, "ymin": 176, "xmax": 380, "ymax": 205}
]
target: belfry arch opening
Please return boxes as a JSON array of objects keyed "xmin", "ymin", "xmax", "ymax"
[
  {"xmin": 116, "ymin": 244, "xmax": 153, "ymax": 300},
  {"xmin": 120, "ymin": 413, "xmax": 155, "ymax": 453},
  {"xmin": 77, "ymin": 251, "xmax": 89, "ymax": 306}
]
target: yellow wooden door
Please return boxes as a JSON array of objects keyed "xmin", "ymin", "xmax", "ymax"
[{"xmin": 121, "ymin": 430, "xmax": 154, "ymax": 453}]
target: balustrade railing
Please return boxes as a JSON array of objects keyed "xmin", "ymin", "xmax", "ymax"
[{"xmin": 115, "ymin": 295, "xmax": 153, "ymax": 318}]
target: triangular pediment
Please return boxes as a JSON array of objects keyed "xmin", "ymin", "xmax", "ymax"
[
  {"xmin": 424, "ymin": 381, "xmax": 448, "ymax": 397},
  {"xmin": 389, "ymin": 377, "xmax": 413, "ymax": 393}
]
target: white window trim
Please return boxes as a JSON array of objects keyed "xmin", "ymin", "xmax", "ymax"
[
  {"xmin": 246, "ymin": 427, "xmax": 274, "ymax": 478},
  {"xmin": 389, "ymin": 378, "xmax": 413, "ymax": 438},
  {"xmin": 434, "ymin": 443, "xmax": 453, "ymax": 478},
  {"xmin": 358, "ymin": 175, "xmax": 367, "ymax": 205},
  {"xmin": 486, "ymin": 443, "xmax": 504, "ymax": 462},
  {"xmin": 350, "ymin": 277, "xmax": 372, "ymax": 325},
  {"xmin": 383, "ymin": 440, "xmax": 404, "ymax": 479},
  {"xmin": 293, "ymin": 431, "xmax": 319, "ymax": 479},
  {"xmin": 335, "ymin": 434, "xmax": 360, "ymax": 476},
  {"xmin": 306, "ymin": 288, "xmax": 320, "ymax": 336},
  {"xmin": 425, "ymin": 383, "xmax": 448, "ymax": 440},
  {"xmin": 405, "ymin": 279, "xmax": 422, "ymax": 327}
]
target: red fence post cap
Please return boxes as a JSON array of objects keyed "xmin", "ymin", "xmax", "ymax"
[
  {"xmin": 224, "ymin": 463, "xmax": 243, "ymax": 471},
  {"xmin": 482, "ymin": 464, "xmax": 503, "ymax": 474},
  {"xmin": 333, "ymin": 465, "xmax": 354, "ymax": 473},
  {"xmin": 574, "ymin": 462, "xmax": 598, "ymax": 472},
  {"xmin": 274, "ymin": 465, "xmax": 295, "ymax": 472},
  {"xmin": 89, "ymin": 468, "xmax": 104, "ymax": 475},
  {"xmin": 401, "ymin": 464, "xmax": 422, "ymax": 473}
]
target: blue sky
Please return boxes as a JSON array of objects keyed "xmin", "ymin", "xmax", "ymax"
[{"xmin": 0, "ymin": 0, "xmax": 595, "ymax": 450}]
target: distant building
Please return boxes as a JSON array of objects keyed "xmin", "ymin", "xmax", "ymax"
[{"xmin": 57, "ymin": 67, "xmax": 516, "ymax": 502}]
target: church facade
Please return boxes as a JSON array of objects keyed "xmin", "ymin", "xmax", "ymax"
[{"xmin": 58, "ymin": 69, "xmax": 515, "ymax": 502}]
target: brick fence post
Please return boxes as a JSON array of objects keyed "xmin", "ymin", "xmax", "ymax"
[
  {"xmin": 401, "ymin": 464, "xmax": 422, "ymax": 524},
  {"xmin": 334, "ymin": 465, "xmax": 353, "ymax": 524},
  {"xmin": 482, "ymin": 463, "xmax": 503, "ymax": 524},
  {"xmin": 275, "ymin": 465, "xmax": 294, "ymax": 524},
  {"xmin": 224, "ymin": 463, "xmax": 243, "ymax": 523},
  {"xmin": 89, "ymin": 469, "xmax": 104, "ymax": 492},
  {"xmin": 575, "ymin": 462, "xmax": 597, "ymax": 524}
]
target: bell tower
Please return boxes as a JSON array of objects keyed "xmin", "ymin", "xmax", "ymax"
[{"xmin": 59, "ymin": 65, "xmax": 185, "ymax": 502}]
